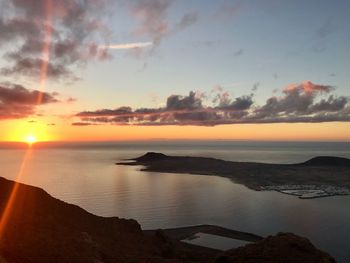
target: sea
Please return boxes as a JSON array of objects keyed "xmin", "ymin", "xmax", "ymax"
[{"xmin": 0, "ymin": 141, "xmax": 349, "ymax": 262}]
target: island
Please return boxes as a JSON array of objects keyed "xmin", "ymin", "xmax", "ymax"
[
  {"xmin": 0, "ymin": 176, "xmax": 335, "ymax": 262},
  {"xmin": 117, "ymin": 153, "xmax": 350, "ymax": 199}
]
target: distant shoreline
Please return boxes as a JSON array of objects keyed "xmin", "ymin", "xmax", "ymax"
[
  {"xmin": 1, "ymin": 140, "xmax": 350, "ymax": 150},
  {"xmin": 118, "ymin": 152, "xmax": 350, "ymax": 199}
]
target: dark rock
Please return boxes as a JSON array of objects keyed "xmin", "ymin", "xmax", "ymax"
[
  {"xmin": 301, "ymin": 156, "xmax": 350, "ymax": 167},
  {"xmin": 135, "ymin": 152, "xmax": 169, "ymax": 162},
  {"xmin": 0, "ymin": 177, "xmax": 183, "ymax": 263},
  {"xmin": 156, "ymin": 229, "xmax": 171, "ymax": 243},
  {"xmin": 214, "ymin": 232, "xmax": 336, "ymax": 263}
]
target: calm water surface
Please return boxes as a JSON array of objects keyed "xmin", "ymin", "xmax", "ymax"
[{"xmin": 0, "ymin": 141, "xmax": 349, "ymax": 262}]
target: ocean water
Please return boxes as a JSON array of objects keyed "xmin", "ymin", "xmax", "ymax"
[{"xmin": 0, "ymin": 141, "xmax": 349, "ymax": 262}]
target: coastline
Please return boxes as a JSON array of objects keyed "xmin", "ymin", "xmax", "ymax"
[
  {"xmin": 144, "ymin": 225, "xmax": 263, "ymax": 243},
  {"xmin": 118, "ymin": 153, "xmax": 350, "ymax": 199},
  {"xmin": 260, "ymin": 185, "xmax": 350, "ymax": 199}
]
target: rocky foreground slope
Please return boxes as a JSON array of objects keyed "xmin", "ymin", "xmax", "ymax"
[
  {"xmin": 215, "ymin": 233, "xmax": 335, "ymax": 263},
  {"xmin": 0, "ymin": 177, "xmax": 335, "ymax": 262}
]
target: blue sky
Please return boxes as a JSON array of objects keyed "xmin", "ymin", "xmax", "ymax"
[{"xmin": 63, "ymin": 0, "xmax": 350, "ymax": 110}]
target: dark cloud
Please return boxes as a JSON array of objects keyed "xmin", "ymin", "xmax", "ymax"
[
  {"xmin": 211, "ymin": 87, "xmax": 253, "ymax": 111},
  {"xmin": 0, "ymin": 18, "xmax": 40, "ymax": 43},
  {"xmin": 166, "ymin": 91, "xmax": 202, "ymax": 110},
  {"xmin": 0, "ymin": 0, "xmax": 111, "ymax": 81},
  {"xmin": 212, "ymin": 90, "xmax": 231, "ymax": 107},
  {"xmin": 252, "ymin": 82, "xmax": 260, "ymax": 92},
  {"xmin": 311, "ymin": 96, "xmax": 348, "ymax": 112},
  {"xmin": 72, "ymin": 122, "xmax": 94, "ymax": 126},
  {"xmin": 222, "ymin": 95, "xmax": 254, "ymax": 111},
  {"xmin": 75, "ymin": 81, "xmax": 350, "ymax": 126},
  {"xmin": 78, "ymin": 106, "xmax": 134, "ymax": 117},
  {"xmin": 1, "ymin": 57, "xmax": 74, "ymax": 80},
  {"xmin": 0, "ymin": 84, "xmax": 59, "ymax": 119},
  {"xmin": 0, "ymin": 84, "xmax": 59, "ymax": 105}
]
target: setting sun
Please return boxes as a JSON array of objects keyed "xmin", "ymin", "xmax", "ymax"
[{"xmin": 26, "ymin": 135, "xmax": 37, "ymax": 145}]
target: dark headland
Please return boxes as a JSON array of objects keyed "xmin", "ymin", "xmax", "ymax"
[
  {"xmin": 0, "ymin": 177, "xmax": 336, "ymax": 262},
  {"xmin": 118, "ymin": 153, "xmax": 350, "ymax": 199}
]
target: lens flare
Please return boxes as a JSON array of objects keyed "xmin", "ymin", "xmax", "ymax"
[
  {"xmin": 37, "ymin": 0, "xmax": 53, "ymax": 105},
  {"xmin": 0, "ymin": 0, "xmax": 53, "ymax": 241}
]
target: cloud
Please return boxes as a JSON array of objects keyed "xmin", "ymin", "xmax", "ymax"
[
  {"xmin": 311, "ymin": 96, "xmax": 348, "ymax": 112},
  {"xmin": 212, "ymin": 89, "xmax": 231, "ymax": 107},
  {"xmin": 283, "ymin": 81, "xmax": 333, "ymax": 95},
  {"xmin": 0, "ymin": 83, "xmax": 59, "ymax": 119},
  {"xmin": 252, "ymin": 82, "xmax": 260, "ymax": 92},
  {"xmin": 0, "ymin": 0, "xmax": 111, "ymax": 81},
  {"xmin": 1, "ymin": 57, "xmax": 74, "ymax": 80},
  {"xmin": 100, "ymin": 42, "xmax": 153, "ymax": 50},
  {"xmin": 129, "ymin": 0, "xmax": 198, "ymax": 47},
  {"xmin": 72, "ymin": 122, "xmax": 95, "ymax": 126},
  {"xmin": 166, "ymin": 91, "xmax": 202, "ymax": 110},
  {"xmin": 212, "ymin": 88, "xmax": 253, "ymax": 110},
  {"xmin": 174, "ymin": 12, "xmax": 198, "ymax": 31},
  {"xmin": 220, "ymin": 95, "xmax": 254, "ymax": 111},
  {"xmin": 254, "ymin": 82, "xmax": 334, "ymax": 118},
  {"xmin": 129, "ymin": 0, "xmax": 172, "ymax": 45},
  {"xmin": 75, "ymin": 81, "xmax": 350, "ymax": 126}
]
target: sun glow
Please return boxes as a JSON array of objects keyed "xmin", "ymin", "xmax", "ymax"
[
  {"xmin": 1, "ymin": 118, "xmax": 57, "ymax": 142},
  {"xmin": 26, "ymin": 135, "xmax": 37, "ymax": 145}
]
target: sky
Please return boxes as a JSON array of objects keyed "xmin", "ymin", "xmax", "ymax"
[{"xmin": 0, "ymin": 0, "xmax": 349, "ymax": 142}]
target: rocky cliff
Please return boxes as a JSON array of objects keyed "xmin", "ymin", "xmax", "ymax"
[{"xmin": 0, "ymin": 177, "xmax": 336, "ymax": 263}]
